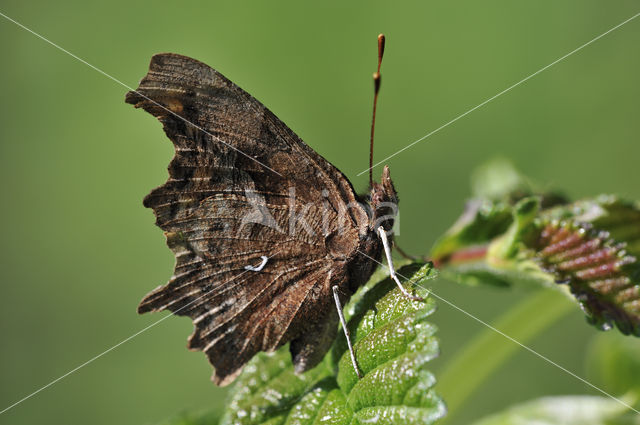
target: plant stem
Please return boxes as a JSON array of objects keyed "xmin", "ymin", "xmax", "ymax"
[{"xmin": 437, "ymin": 288, "xmax": 574, "ymax": 424}]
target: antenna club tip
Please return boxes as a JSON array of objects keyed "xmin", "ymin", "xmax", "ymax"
[{"xmin": 377, "ymin": 34, "xmax": 386, "ymax": 58}]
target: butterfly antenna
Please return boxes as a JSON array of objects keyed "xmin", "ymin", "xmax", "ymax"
[{"xmin": 369, "ymin": 33, "xmax": 385, "ymax": 188}]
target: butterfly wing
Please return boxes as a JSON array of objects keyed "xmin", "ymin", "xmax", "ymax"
[{"xmin": 126, "ymin": 53, "xmax": 370, "ymax": 385}]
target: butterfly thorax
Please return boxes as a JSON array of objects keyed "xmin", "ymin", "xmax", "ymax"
[
  {"xmin": 346, "ymin": 165, "xmax": 398, "ymax": 293},
  {"xmin": 369, "ymin": 165, "xmax": 398, "ymax": 232}
]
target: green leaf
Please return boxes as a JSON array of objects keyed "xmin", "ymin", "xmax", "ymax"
[
  {"xmin": 470, "ymin": 157, "xmax": 531, "ymax": 201},
  {"xmin": 437, "ymin": 289, "xmax": 574, "ymax": 423},
  {"xmin": 470, "ymin": 395, "xmax": 639, "ymax": 425},
  {"xmin": 541, "ymin": 195, "xmax": 640, "ymax": 257},
  {"xmin": 431, "ymin": 159, "xmax": 568, "ymax": 264},
  {"xmin": 434, "ymin": 160, "xmax": 640, "ymax": 337},
  {"xmin": 430, "ymin": 199, "xmax": 513, "ymax": 265},
  {"xmin": 441, "ymin": 196, "xmax": 640, "ymax": 335},
  {"xmin": 470, "ymin": 158, "xmax": 567, "ymax": 208},
  {"xmin": 434, "ymin": 196, "xmax": 556, "ymax": 289},
  {"xmin": 587, "ymin": 331, "xmax": 640, "ymax": 396},
  {"xmin": 220, "ymin": 263, "xmax": 446, "ymax": 425}
]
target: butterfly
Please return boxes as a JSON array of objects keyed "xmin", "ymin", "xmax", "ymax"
[{"xmin": 126, "ymin": 35, "xmax": 420, "ymax": 386}]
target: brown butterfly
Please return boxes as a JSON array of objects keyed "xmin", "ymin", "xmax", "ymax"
[{"xmin": 126, "ymin": 35, "xmax": 420, "ymax": 386}]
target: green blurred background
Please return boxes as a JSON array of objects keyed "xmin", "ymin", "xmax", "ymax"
[{"xmin": 1, "ymin": 1, "xmax": 639, "ymax": 424}]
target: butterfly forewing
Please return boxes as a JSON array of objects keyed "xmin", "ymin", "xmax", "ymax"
[{"xmin": 126, "ymin": 53, "xmax": 374, "ymax": 385}]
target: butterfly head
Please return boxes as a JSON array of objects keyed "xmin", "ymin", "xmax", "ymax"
[{"xmin": 369, "ymin": 165, "xmax": 398, "ymax": 232}]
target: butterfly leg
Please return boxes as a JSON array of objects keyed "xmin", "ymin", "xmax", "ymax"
[
  {"xmin": 332, "ymin": 285, "xmax": 362, "ymax": 378},
  {"xmin": 377, "ymin": 226, "xmax": 424, "ymax": 301}
]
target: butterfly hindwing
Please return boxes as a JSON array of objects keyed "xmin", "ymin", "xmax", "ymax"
[{"xmin": 126, "ymin": 53, "xmax": 372, "ymax": 385}]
